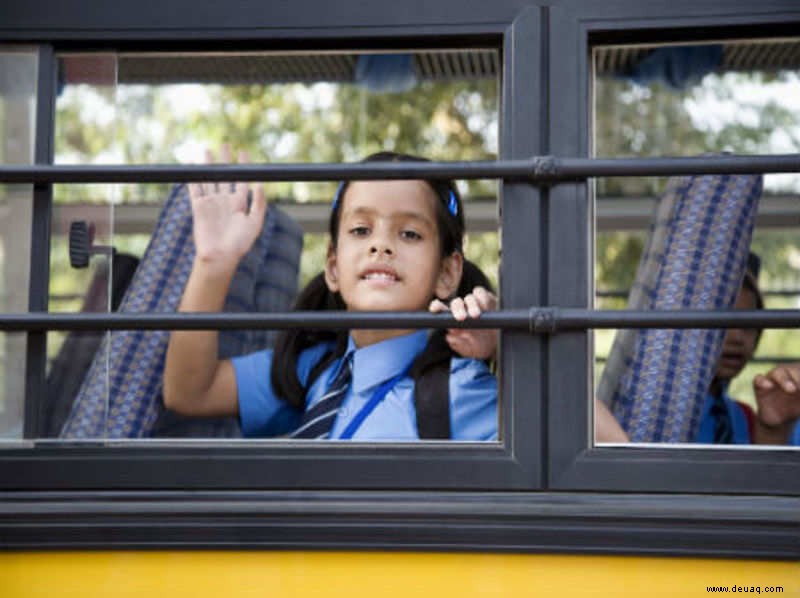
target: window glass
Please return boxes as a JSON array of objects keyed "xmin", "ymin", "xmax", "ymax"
[
  {"xmin": 592, "ymin": 39, "xmax": 800, "ymax": 448},
  {"xmin": 45, "ymin": 54, "xmax": 117, "ymax": 440},
  {"xmin": 50, "ymin": 49, "xmax": 501, "ymax": 442},
  {"xmin": 0, "ymin": 48, "xmax": 37, "ymax": 440}
]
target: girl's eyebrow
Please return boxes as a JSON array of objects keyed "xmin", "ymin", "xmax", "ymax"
[
  {"xmin": 346, "ymin": 206, "xmax": 434, "ymax": 227},
  {"xmin": 395, "ymin": 211, "xmax": 434, "ymax": 227}
]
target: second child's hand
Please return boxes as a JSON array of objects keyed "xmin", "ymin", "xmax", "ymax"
[{"xmin": 752, "ymin": 363, "xmax": 800, "ymax": 443}]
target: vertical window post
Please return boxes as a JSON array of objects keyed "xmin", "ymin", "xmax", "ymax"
[{"xmin": 24, "ymin": 46, "xmax": 56, "ymax": 438}]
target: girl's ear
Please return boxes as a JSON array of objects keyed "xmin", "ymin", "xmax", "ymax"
[
  {"xmin": 435, "ymin": 251, "xmax": 464, "ymax": 300},
  {"xmin": 324, "ymin": 244, "xmax": 340, "ymax": 293}
]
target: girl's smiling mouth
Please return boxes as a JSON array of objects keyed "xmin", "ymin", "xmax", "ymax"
[{"xmin": 361, "ymin": 266, "xmax": 400, "ymax": 284}]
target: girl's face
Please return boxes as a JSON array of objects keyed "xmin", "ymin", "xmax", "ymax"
[
  {"xmin": 717, "ymin": 285, "xmax": 760, "ymax": 381},
  {"xmin": 324, "ymin": 179, "xmax": 462, "ymax": 312}
]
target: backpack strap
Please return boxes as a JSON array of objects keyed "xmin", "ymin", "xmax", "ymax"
[
  {"xmin": 410, "ymin": 331, "xmax": 453, "ymax": 439},
  {"xmin": 413, "ymin": 360, "xmax": 451, "ymax": 439}
]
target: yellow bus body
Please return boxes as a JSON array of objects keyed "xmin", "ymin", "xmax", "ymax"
[{"xmin": 2, "ymin": 552, "xmax": 798, "ymax": 597}]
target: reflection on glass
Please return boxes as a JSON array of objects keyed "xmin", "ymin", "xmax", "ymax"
[
  {"xmin": 592, "ymin": 39, "xmax": 800, "ymax": 447},
  {"xmin": 49, "ymin": 54, "xmax": 117, "ymax": 439},
  {"xmin": 0, "ymin": 48, "xmax": 37, "ymax": 439},
  {"xmin": 52, "ymin": 49, "xmax": 501, "ymax": 441}
]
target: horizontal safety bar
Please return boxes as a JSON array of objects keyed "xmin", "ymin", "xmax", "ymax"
[
  {"xmin": 1, "ymin": 155, "xmax": 799, "ymax": 184},
  {"xmin": 0, "ymin": 309, "xmax": 798, "ymax": 333},
  {"xmin": 597, "ymin": 288, "xmax": 800, "ymax": 299},
  {"xmin": 596, "ymin": 355, "xmax": 800, "ymax": 364}
]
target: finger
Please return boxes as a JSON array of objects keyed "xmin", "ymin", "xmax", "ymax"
[
  {"xmin": 429, "ymin": 298, "xmax": 449, "ymax": 313},
  {"xmin": 206, "ymin": 146, "xmax": 225, "ymax": 193},
  {"xmin": 464, "ymin": 293, "xmax": 481, "ymax": 318},
  {"xmin": 753, "ymin": 374, "xmax": 774, "ymax": 391},
  {"xmin": 203, "ymin": 147, "xmax": 220, "ymax": 193},
  {"xmin": 209, "ymin": 146, "xmax": 221, "ymax": 192},
  {"xmin": 472, "ymin": 286, "xmax": 489, "ymax": 309},
  {"xmin": 235, "ymin": 150, "xmax": 251, "ymax": 195},
  {"xmin": 247, "ymin": 186, "xmax": 268, "ymax": 230},
  {"xmin": 216, "ymin": 143, "xmax": 236, "ymax": 193},
  {"xmin": 449, "ymin": 297, "xmax": 467, "ymax": 321},
  {"xmin": 772, "ymin": 367, "xmax": 798, "ymax": 394},
  {"xmin": 188, "ymin": 182, "xmax": 205, "ymax": 201},
  {"xmin": 476, "ymin": 287, "xmax": 498, "ymax": 311},
  {"xmin": 220, "ymin": 143, "xmax": 232, "ymax": 163},
  {"xmin": 785, "ymin": 364, "xmax": 800, "ymax": 392}
]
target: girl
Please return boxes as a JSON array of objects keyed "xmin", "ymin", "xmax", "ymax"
[{"xmin": 164, "ymin": 151, "xmax": 498, "ymax": 440}]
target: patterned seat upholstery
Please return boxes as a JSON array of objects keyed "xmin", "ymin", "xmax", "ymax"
[
  {"xmin": 596, "ymin": 172, "xmax": 762, "ymax": 443},
  {"xmin": 60, "ymin": 184, "xmax": 303, "ymax": 439},
  {"xmin": 43, "ymin": 252, "xmax": 139, "ymax": 438}
]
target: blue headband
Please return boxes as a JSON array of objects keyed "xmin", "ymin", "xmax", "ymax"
[{"xmin": 332, "ymin": 182, "xmax": 459, "ymax": 217}]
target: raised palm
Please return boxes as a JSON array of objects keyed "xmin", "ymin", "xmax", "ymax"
[{"xmin": 187, "ymin": 148, "xmax": 267, "ymax": 264}]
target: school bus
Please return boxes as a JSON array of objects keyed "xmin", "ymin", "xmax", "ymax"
[{"xmin": 0, "ymin": 0, "xmax": 798, "ymax": 596}]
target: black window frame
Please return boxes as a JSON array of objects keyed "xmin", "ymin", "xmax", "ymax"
[
  {"xmin": 547, "ymin": 0, "xmax": 800, "ymax": 497},
  {"xmin": 0, "ymin": 0, "xmax": 797, "ymax": 557},
  {"xmin": 0, "ymin": 2, "xmax": 544, "ymax": 488}
]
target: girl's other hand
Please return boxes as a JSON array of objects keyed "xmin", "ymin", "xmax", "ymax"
[
  {"xmin": 188, "ymin": 145, "xmax": 268, "ymax": 267},
  {"xmin": 430, "ymin": 286, "xmax": 498, "ymax": 361}
]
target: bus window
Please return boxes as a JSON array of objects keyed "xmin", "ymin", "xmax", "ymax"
[
  {"xmin": 0, "ymin": 48, "xmax": 37, "ymax": 440},
  {"xmin": 48, "ymin": 49, "xmax": 501, "ymax": 442},
  {"xmin": 592, "ymin": 38, "xmax": 800, "ymax": 447},
  {"xmin": 44, "ymin": 54, "xmax": 118, "ymax": 439}
]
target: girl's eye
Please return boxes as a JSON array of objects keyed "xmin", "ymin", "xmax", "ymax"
[
  {"xmin": 401, "ymin": 230, "xmax": 422, "ymax": 241},
  {"xmin": 349, "ymin": 226, "xmax": 370, "ymax": 236}
]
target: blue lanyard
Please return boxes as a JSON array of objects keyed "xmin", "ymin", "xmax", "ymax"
[{"xmin": 338, "ymin": 365, "xmax": 411, "ymax": 440}]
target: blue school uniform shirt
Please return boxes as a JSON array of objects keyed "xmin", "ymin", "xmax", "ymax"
[
  {"xmin": 790, "ymin": 421, "xmax": 800, "ymax": 446},
  {"xmin": 232, "ymin": 330, "xmax": 497, "ymax": 440},
  {"xmin": 694, "ymin": 389, "xmax": 751, "ymax": 444}
]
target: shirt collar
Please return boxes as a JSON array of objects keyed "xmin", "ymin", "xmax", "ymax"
[{"xmin": 343, "ymin": 330, "xmax": 428, "ymax": 393}]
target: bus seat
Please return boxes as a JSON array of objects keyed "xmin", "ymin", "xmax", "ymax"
[
  {"xmin": 60, "ymin": 184, "xmax": 303, "ymax": 439},
  {"xmin": 43, "ymin": 252, "xmax": 140, "ymax": 438},
  {"xmin": 596, "ymin": 171, "xmax": 762, "ymax": 443}
]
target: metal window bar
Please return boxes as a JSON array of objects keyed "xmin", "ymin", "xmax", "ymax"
[
  {"xmin": 597, "ymin": 289, "xmax": 800, "ymax": 299},
  {"xmin": 1, "ymin": 154, "xmax": 799, "ymax": 336},
  {"xmin": 0, "ymin": 154, "xmax": 799, "ymax": 184},
  {"xmin": 595, "ymin": 355, "xmax": 800, "ymax": 364},
  {"xmin": 0, "ymin": 308, "xmax": 797, "ymax": 333}
]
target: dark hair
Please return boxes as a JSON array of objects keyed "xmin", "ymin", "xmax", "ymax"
[
  {"xmin": 743, "ymin": 251, "xmax": 764, "ymax": 311},
  {"xmin": 270, "ymin": 151, "xmax": 481, "ymax": 409},
  {"xmin": 329, "ymin": 151, "xmax": 465, "ymax": 255},
  {"xmin": 742, "ymin": 251, "xmax": 764, "ymax": 348}
]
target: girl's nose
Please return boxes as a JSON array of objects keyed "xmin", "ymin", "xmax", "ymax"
[{"xmin": 370, "ymin": 243, "xmax": 393, "ymax": 256}]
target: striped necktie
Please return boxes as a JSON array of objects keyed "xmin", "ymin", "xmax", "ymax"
[{"xmin": 290, "ymin": 357, "xmax": 352, "ymax": 439}]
